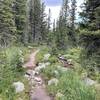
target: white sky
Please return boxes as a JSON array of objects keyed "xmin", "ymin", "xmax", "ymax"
[
  {"xmin": 45, "ymin": 0, "xmax": 84, "ymax": 24},
  {"xmin": 45, "ymin": 6, "xmax": 61, "ymax": 23}
]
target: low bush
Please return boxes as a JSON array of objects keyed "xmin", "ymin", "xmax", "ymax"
[{"xmin": 64, "ymin": 47, "xmax": 82, "ymax": 63}]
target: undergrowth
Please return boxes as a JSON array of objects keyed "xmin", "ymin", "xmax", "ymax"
[
  {"xmin": 37, "ymin": 46, "xmax": 99, "ymax": 100},
  {"xmin": 0, "ymin": 46, "xmax": 29, "ymax": 100}
]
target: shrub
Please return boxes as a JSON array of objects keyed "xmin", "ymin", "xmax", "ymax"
[
  {"xmin": 5, "ymin": 47, "xmax": 25, "ymax": 73},
  {"xmin": 64, "ymin": 47, "xmax": 82, "ymax": 63}
]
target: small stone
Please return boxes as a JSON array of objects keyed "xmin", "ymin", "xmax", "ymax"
[
  {"xmin": 44, "ymin": 54, "xmax": 51, "ymax": 61},
  {"xmin": 13, "ymin": 81, "xmax": 25, "ymax": 93},
  {"xmin": 34, "ymin": 63, "xmax": 46, "ymax": 72},
  {"xmin": 67, "ymin": 59, "xmax": 73, "ymax": 64},
  {"xmin": 48, "ymin": 78, "xmax": 59, "ymax": 86},
  {"xmin": 83, "ymin": 78, "xmax": 97, "ymax": 86},
  {"xmin": 24, "ymin": 74, "xmax": 30, "ymax": 80},
  {"xmin": 56, "ymin": 92, "xmax": 64, "ymax": 98},
  {"xmin": 34, "ymin": 77, "xmax": 42, "ymax": 82},
  {"xmin": 53, "ymin": 70, "xmax": 59, "ymax": 77}
]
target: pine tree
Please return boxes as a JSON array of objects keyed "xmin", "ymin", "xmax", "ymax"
[
  {"xmin": 29, "ymin": 0, "xmax": 42, "ymax": 43},
  {"xmin": 68, "ymin": 0, "xmax": 77, "ymax": 46},
  {"xmin": 80, "ymin": 0, "xmax": 100, "ymax": 51},
  {"xmin": 54, "ymin": 0, "xmax": 69, "ymax": 49},
  {"xmin": 13, "ymin": 0, "xmax": 27, "ymax": 43},
  {"xmin": 29, "ymin": 0, "xmax": 35, "ymax": 42},
  {"xmin": 70, "ymin": 0, "xmax": 76, "ymax": 29},
  {"xmin": 53, "ymin": 19, "xmax": 56, "ymax": 32},
  {"xmin": 79, "ymin": 0, "xmax": 100, "ymax": 70},
  {"xmin": 24, "ymin": 0, "xmax": 30, "ymax": 44},
  {"xmin": 0, "ymin": 0, "xmax": 16, "ymax": 47},
  {"xmin": 80, "ymin": 0, "xmax": 100, "ymax": 30},
  {"xmin": 46, "ymin": 8, "xmax": 52, "ymax": 45},
  {"xmin": 40, "ymin": 2, "xmax": 48, "ymax": 42},
  {"xmin": 63, "ymin": 0, "xmax": 69, "ymax": 26},
  {"xmin": 47, "ymin": 8, "xmax": 51, "ymax": 32}
]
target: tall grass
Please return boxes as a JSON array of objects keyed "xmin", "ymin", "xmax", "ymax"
[
  {"xmin": 35, "ymin": 47, "xmax": 98, "ymax": 100},
  {"xmin": 48, "ymin": 70, "xmax": 96, "ymax": 100},
  {"xmin": 0, "ymin": 46, "xmax": 28, "ymax": 99}
]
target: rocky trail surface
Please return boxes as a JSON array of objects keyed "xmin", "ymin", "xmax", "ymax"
[{"xmin": 23, "ymin": 49, "xmax": 52, "ymax": 100}]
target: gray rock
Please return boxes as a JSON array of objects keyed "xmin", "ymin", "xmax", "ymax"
[
  {"xmin": 48, "ymin": 78, "xmax": 59, "ymax": 86},
  {"xmin": 53, "ymin": 70, "xmax": 59, "ymax": 77},
  {"xmin": 43, "ymin": 54, "xmax": 51, "ymax": 61},
  {"xmin": 13, "ymin": 81, "xmax": 25, "ymax": 93},
  {"xmin": 83, "ymin": 78, "xmax": 97, "ymax": 86},
  {"xmin": 35, "ymin": 62, "xmax": 50, "ymax": 72}
]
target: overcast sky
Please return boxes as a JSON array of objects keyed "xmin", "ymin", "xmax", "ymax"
[{"xmin": 44, "ymin": 0, "xmax": 84, "ymax": 23}]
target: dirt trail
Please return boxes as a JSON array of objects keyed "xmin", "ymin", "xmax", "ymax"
[
  {"xmin": 24, "ymin": 49, "xmax": 51, "ymax": 100},
  {"xmin": 23, "ymin": 50, "xmax": 40, "ymax": 69}
]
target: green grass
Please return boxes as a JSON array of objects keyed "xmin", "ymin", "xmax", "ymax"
[
  {"xmin": 36, "ymin": 46, "xmax": 50, "ymax": 62},
  {"xmin": 47, "ymin": 70, "xmax": 96, "ymax": 100},
  {"xmin": 0, "ymin": 46, "xmax": 29, "ymax": 100},
  {"xmin": 36, "ymin": 47, "xmax": 99, "ymax": 100}
]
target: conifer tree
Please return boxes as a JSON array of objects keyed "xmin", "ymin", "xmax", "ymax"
[
  {"xmin": 68, "ymin": 0, "xmax": 77, "ymax": 46},
  {"xmin": 79, "ymin": 0, "xmax": 100, "ymax": 70},
  {"xmin": 40, "ymin": 2, "xmax": 48, "ymax": 42},
  {"xmin": 53, "ymin": 19, "xmax": 56, "ymax": 32},
  {"xmin": 14, "ymin": 0, "xmax": 27, "ymax": 42},
  {"xmin": 55, "ymin": 0, "xmax": 69, "ymax": 49},
  {"xmin": 29, "ymin": 0, "xmax": 43, "ymax": 43},
  {"xmin": 47, "ymin": 8, "xmax": 51, "ymax": 32},
  {"xmin": 46, "ymin": 8, "xmax": 52, "ymax": 45},
  {"xmin": 0, "ymin": 0, "xmax": 16, "ymax": 47}
]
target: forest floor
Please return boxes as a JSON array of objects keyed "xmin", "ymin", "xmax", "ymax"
[{"xmin": 23, "ymin": 49, "xmax": 52, "ymax": 100}]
